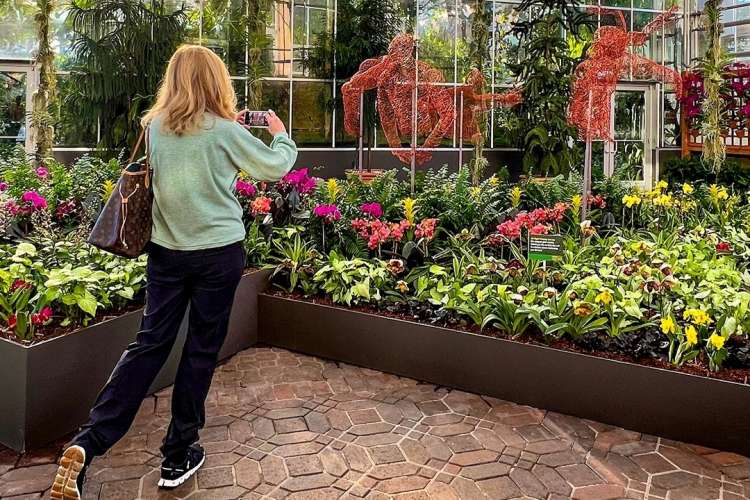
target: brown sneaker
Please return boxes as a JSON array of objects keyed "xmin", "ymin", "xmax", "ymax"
[{"xmin": 50, "ymin": 445, "xmax": 86, "ymax": 500}]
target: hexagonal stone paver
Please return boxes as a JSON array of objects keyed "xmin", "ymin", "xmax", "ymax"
[{"xmin": 4, "ymin": 346, "xmax": 748, "ymax": 500}]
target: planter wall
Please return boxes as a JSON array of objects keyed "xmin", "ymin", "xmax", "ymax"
[
  {"xmin": 258, "ymin": 295, "xmax": 750, "ymax": 457},
  {"xmin": 0, "ymin": 269, "xmax": 270, "ymax": 453}
]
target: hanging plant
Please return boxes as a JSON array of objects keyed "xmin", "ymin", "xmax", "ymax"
[{"xmin": 700, "ymin": 0, "xmax": 731, "ymax": 173}]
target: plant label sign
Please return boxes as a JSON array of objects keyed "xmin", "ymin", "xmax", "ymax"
[{"xmin": 528, "ymin": 234, "xmax": 563, "ymax": 261}]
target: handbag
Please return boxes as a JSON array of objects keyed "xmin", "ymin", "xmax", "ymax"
[{"xmin": 88, "ymin": 127, "xmax": 153, "ymax": 258}]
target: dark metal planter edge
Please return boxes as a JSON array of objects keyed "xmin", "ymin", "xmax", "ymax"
[
  {"xmin": 258, "ymin": 294, "xmax": 750, "ymax": 458},
  {"xmin": 0, "ymin": 269, "xmax": 270, "ymax": 452}
]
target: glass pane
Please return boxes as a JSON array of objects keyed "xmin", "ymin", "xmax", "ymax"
[
  {"xmin": 292, "ymin": 81, "xmax": 333, "ymax": 146},
  {"xmin": 417, "ymin": 0, "xmax": 456, "ymax": 83},
  {"xmin": 493, "ymin": 2, "xmax": 519, "ymax": 86},
  {"xmin": 457, "ymin": 0, "xmax": 493, "ymax": 83},
  {"xmin": 614, "ymin": 91, "xmax": 645, "ymax": 140},
  {"xmin": 663, "ymin": 92, "xmax": 680, "ymax": 147},
  {"xmin": 614, "ymin": 141, "xmax": 644, "ymax": 179},
  {"xmin": 0, "ymin": 71, "xmax": 27, "ymax": 144},
  {"xmin": 0, "ymin": 0, "xmax": 36, "ymax": 59},
  {"xmin": 334, "ymin": 82, "xmax": 356, "ymax": 146},
  {"xmin": 270, "ymin": 0, "xmax": 293, "ymax": 77},
  {"xmin": 55, "ymin": 74, "xmax": 98, "ymax": 147}
]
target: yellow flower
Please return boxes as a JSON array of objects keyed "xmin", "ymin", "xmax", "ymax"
[
  {"xmin": 709, "ymin": 184, "xmax": 729, "ymax": 202},
  {"xmin": 622, "ymin": 194, "xmax": 642, "ymax": 208},
  {"xmin": 652, "ymin": 194, "xmax": 673, "ymax": 207},
  {"xmin": 683, "ymin": 308, "xmax": 712, "ymax": 326},
  {"xmin": 510, "ymin": 186, "xmax": 522, "ymax": 208},
  {"xmin": 661, "ymin": 316, "xmax": 676, "ymax": 335},
  {"xmin": 595, "ymin": 290, "xmax": 613, "ymax": 305},
  {"xmin": 402, "ymin": 197, "xmax": 417, "ymax": 223},
  {"xmin": 682, "ymin": 183, "xmax": 694, "ymax": 195},
  {"xmin": 101, "ymin": 180, "xmax": 115, "ymax": 202},
  {"xmin": 572, "ymin": 194, "xmax": 582, "ymax": 212},
  {"xmin": 685, "ymin": 325, "xmax": 698, "ymax": 346},
  {"xmin": 470, "ymin": 186, "xmax": 481, "ymax": 199},
  {"xmin": 656, "ymin": 180, "xmax": 668, "ymax": 191},
  {"xmin": 708, "ymin": 333, "xmax": 726, "ymax": 350},
  {"xmin": 326, "ymin": 178, "xmax": 340, "ymax": 203},
  {"xmin": 489, "ymin": 175, "xmax": 500, "ymax": 186}
]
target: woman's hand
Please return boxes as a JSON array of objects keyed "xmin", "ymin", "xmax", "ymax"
[
  {"xmin": 235, "ymin": 109, "xmax": 248, "ymax": 126},
  {"xmin": 266, "ymin": 110, "xmax": 286, "ymax": 137}
]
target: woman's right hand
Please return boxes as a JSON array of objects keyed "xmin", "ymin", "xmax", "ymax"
[{"xmin": 267, "ymin": 110, "xmax": 286, "ymax": 137}]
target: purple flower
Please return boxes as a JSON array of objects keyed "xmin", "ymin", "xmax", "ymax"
[
  {"xmin": 360, "ymin": 202, "xmax": 383, "ymax": 218},
  {"xmin": 35, "ymin": 166, "xmax": 48, "ymax": 179},
  {"xmin": 235, "ymin": 179, "xmax": 257, "ymax": 198},
  {"xmin": 281, "ymin": 168, "xmax": 318, "ymax": 194},
  {"xmin": 0, "ymin": 181, "xmax": 7, "ymax": 192},
  {"xmin": 313, "ymin": 204, "xmax": 341, "ymax": 223},
  {"xmin": 21, "ymin": 191, "xmax": 47, "ymax": 210}
]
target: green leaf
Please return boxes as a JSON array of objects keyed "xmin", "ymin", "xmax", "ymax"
[{"xmin": 77, "ymin": 293, "xmax": 99, "ymax": 317}]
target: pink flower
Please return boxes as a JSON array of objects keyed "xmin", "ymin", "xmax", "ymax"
[
  {"xmin": 251, "ymin": 196, "xmax": 272, "ymax": 216},
  {"xmin": 530, "ymin": 224, "xmax": 550, "ymax": 235},
  {"xmin": 281, "ymin": 168, "xmax": 317, "ymax": 194},
  {"xmin": 21, "ymin": 191, "xmax": 47, "ymax": 210},
  {"xmin": 716, "ymin": 241, "xmax": 732, "ymax": 253},
  {"xmin": 235, "ymin": 179, "xmax": 257, "ymax": 198},
  {"xmin": 313, "ymin": 204, "xmax": 341, "ymax": 223},
  {"xmin": 360, "ymin": 202, "xmax": 383, "ymax": 218},
  {"xmin": 0, "ymin": 181, "xmax": 7, "ymax": 192},
  {"xmin": 415, "ymin": 218, "xmax": 438, "ymax": 240},
  {"xmin": 389, "ymin": 220, "xmax": 411, "ymax": 241},
  {"xmin": 40, "ymin": 306, "xmax": 53, "ymax": 321},
  {"xmin": 4, "ymin": 200, "xmax": 19, "ymax": 216},
  {"xmin": 497, "ymin": 219, "xmax": 522, "ymax": 240},
  {"xmin": 35, "ymin": 166, "xmax": 48, "ymax": 178}
]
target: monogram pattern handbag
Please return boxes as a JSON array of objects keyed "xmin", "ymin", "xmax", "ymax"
[{"xmin": 88, "ymin": 128, "xmax": 153, "ymax": 258}]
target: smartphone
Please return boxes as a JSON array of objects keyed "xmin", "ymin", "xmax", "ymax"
[{"xmin": 244, "ymin": 111, "xmax": 269, "ymax": 128}]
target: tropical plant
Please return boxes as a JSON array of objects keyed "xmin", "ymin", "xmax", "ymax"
[
  {"xmin": 508, "ymin": 0, "xmax": 592, "ymax": 176},
  {"xmin": 65, "ymin": 0, "xmax": 186, "ymax": 151},
  {"xmin": 30, "ymin": 0, "xmax": 57, "ymax": 160}
]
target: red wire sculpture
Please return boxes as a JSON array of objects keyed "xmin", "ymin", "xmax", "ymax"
[
  {"xmin": 568, "ymin": 6, "xmax": 683, "ymax": 141},
  {"xmin": 342, "ymin": 34, "xmax": 521, "ymax": 165}
]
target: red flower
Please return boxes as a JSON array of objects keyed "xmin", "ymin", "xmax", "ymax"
[
  {"xmin": 716, "ymin": 241, "xmax": 732, "ymax": 253},
  {"xmin": 40, "ymin": 307, "xmax": 53, "ymax": 321},
  {"xmin": 588, "ymin": 194, "xmax": 606, "ymax": 209},
  {"xmin": 10, "ymin": 279, "xmax": 32, "ymax": 292},
  {"xmin": 251, "ymin": 196, "xmax": 272, "ymax": 216},
  {"xmin": 7, "ymin": 314, "xmax": 17, "ymax": 329},
  {"xmin": 530, "ymin": 224, "xmax": 550, "ymax": 235}
]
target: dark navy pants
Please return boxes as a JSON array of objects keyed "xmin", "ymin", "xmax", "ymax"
[{"xmin": 73, "ymin": 241, "xmax": 245, "ymax": 463}]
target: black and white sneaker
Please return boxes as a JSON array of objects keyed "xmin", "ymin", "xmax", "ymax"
[{"xmin": 158, "ymin": 444, "xmax": 205, "ymax": 489}]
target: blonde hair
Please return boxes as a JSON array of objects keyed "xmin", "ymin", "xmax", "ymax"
[{"xmin": 142, "ymin": 45, "xmax": 237, "ymax": 135}]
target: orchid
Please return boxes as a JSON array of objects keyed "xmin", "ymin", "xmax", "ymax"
[
  {"xmin": 360, "ymin": 202, "xmax": 383, "ymax": 218},
  {"xmin": 313, "ymin": 204, "xmax": 341, "ymax": 223},
  {"xmin": 235, "ymin": 179, "xmax": 257, "ymax": 198}
]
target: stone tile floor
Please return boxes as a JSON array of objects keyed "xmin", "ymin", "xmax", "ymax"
[{"xmin": 1, "ymin": 347, "xmax": 749, "ymax": 500}]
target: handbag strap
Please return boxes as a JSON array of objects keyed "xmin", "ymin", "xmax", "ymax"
[{"xmin": 127, "ymin": 126, "xmax": 151, "ymax": 166}]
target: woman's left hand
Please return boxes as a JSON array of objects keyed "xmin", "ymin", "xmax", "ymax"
[{"xmin": 235, "ymin": 109, "xmax": 248, "ymax": 126}]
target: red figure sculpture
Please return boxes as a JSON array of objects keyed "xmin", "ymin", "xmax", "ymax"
[
  {"xmin": 568, "ymin": 6, "xmax": 683, "ymax": 141},
  {"xmin": 342, "ymin": 34, "xmax": 521, "ymax": 165}
]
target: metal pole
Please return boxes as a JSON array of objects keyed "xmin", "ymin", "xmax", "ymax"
[
  {"xmin": 358, "ymin": 92, "xmax": 364, "ymax": 171},
  {"xmin": 582, "ymin": 89, "xmax": 594, "ymax": 222},
  {"xmin": 410, "ymin": 40, "xmax": 418, "ymax": 194},
  {"xmin": 458, "ymin": 91, "xmax": 464, "ymax": 169}
]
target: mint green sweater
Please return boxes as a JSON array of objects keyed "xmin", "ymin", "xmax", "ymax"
[{"xmin": 147, "ymin": 114, "xmax": 297, "ymax": 250}]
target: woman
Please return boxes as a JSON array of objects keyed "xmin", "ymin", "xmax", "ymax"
[{"xmin": 51, "ymin": 45, "xmax": 297, "ymax": 499}]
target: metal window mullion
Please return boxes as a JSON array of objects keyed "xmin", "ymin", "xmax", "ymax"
[
  {"xmin": 453, "ymin": 0, "xmax": 459, "ymax": 149},
  {"xmin": 332, "ymin": 0, "xmax": 337, "ymax": 148},
  {"xmin": 289, "ymin": 0, "xmax": 294, "ymax": 138},
  {"xmin": 490, "ymin": 0, "xmax": 497, "ymax": 149}
]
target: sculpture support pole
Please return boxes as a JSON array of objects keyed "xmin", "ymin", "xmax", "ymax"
[
  {"xmin": 581, "ymin": 89, "xmax": 593, "ymax": 222},
  {"xmin": 458, "ymin": 91, "xmax": 464, "ymax": 170},
  {"xmin": 358, "ymin": 92, "xmax": 364, "ymax": 172}
]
